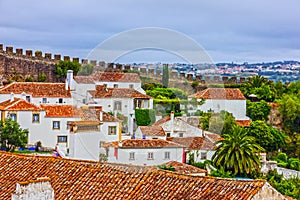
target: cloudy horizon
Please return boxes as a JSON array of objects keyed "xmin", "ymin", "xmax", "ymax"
[{"xmin": 1, "ymin": 0, "xmax": 299, "ymax": 64}]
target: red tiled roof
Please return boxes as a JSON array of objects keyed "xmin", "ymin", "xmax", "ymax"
[
  {"xmin": 81, "ymin": 107, "xmax": 120, "ymax": 122},
  {"xmin": 0, "ymin": 82, "xmax": 71, "ymax": 98},
  {"xmin": 139, "ymin": 126, "xmax": 166, "ymax": 136},
  {"xmin": 89, "ymin": 85, "xmax": 151, "ymax": 99},
  {"xmin": 167, "ymin": 135, "xmax": 222, "ymax": 150},
  {"xmin": 104, "ymin": 139, "xmax": 184, "ymax": 148},
  {"xmin": 0, "ymin": 151, "xmax": 281, "ymax": 200},
  {"xmin": 152, "ymin": 116, "xmax": 171, "ymax": 126},
  {"xmin": 73, "ymin": 76, "xmax": 95, "ymax": 84},
  {"xmin": 92, "ymin": 72, "xmax": 141, "ymax": 83},
  {"xmin": 0, "ymin": 98, "xmax": 41, "ymax": 111},
  {"xmin": 40, "ymin": 105, "xmax": 82, "ymax": 118},
  {"xmin": 163, "ymin": 161, "xmax": 207, "ymax": 175},
  {"xmin": 189, "ymin": 88, "xmax": 246, "ymax": 100},
  {"xmin": 235, "ymin": 119, "xmax": 252, "ymax": 127}
]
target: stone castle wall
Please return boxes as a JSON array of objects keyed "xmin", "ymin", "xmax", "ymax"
[{"xmin": 0, "ymin": 44, "xmax": 249, "ymax": 84}]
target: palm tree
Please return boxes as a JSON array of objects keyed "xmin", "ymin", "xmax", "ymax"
[{"xmin": 212, "ymin": 125, "xmax": 264, "ymax": 176}]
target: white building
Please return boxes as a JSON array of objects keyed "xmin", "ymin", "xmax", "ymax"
[
  {"xmin": 188, "ymin": 88, "xmax": 248, "ymax": 120},
  {"xmin": 153, "ymin": 112, "xmax": 204, "ymax": 138},
  {"xmin": 104, "ymin": 139, "xmax": 186, "ymax": 166},
  {"xmin": 0, "ymin": 82, "xmax": 73, "ymax": 105},
  {"xmin": 167, "ymin": 132, "xmax": 223, "ymax": 163},
  {"xmin": 135, "ymin": 125, "xmax": 166, "ymax": 140}
]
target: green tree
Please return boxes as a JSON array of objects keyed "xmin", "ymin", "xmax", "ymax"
[
  {"xmin": 162, "ymin": 64, "xmax": 169, "ymax": 88},
  {"xmin": 78, "ymin": 64, "xmax": 94, "ymax": 75},
  {"xmin": 0, "ymin": 119, "xmax": 28, "ymax": 152},
  {"xmin": 53, "ymin": 60, "xmax": 81, "ymax": 78},
  {"xmin": 248, "ymin": 120, "xmax": 285, "ymax": 152},
  {"xmin": 135, "ymin": 109, "xmax": 156, "ymax": 126},
  {"xmin": 246, "ymin": 100, "xmax": 271, "ymax": 121},
  {"xmin": 279, "ymin": 94, "xmax": 300, "ymax": 133},
  {"xmin": 37, "ymin": 73, "xmax": 47, "ymax": 82},
  {"xmin": 212, "ymin": 125, "xmax": 264, "ymax": 176}
]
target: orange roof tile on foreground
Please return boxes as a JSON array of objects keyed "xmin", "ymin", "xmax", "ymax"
[
  {"xmin": 73, "ymin": 76, "xmax": 95, "ymax": 84},
  {"xmin": 0, "ymin": 98, "xmax": 41, "ymax": 111},
  {"xmin": 104, "ymin": 139, "xmax": 184, "ymax": 148},
  {"xmin": 163, "ymin": 161, "xmax": 207, "ymax": 175},
  {"xmin": 0, "ymin": 151, "xmax": 272, "ymax": 200},
  {"xmin": 139, "ymin": 126, "xmax": 166, "ymax": 136},
  {"xmin": 40, "ymin": 105, "xmax": 82, "ymax": 118},
  {"xmin": 189, "ymin": 88, "xmax": 246, "ymax": 100},
  {"xmin": 89, "ymin": 85, "xmax": 151, "ymax": 99},
  {"xmin": 92, "ymin": 72, "xmax": 141, "ymax": 83},
  {"xmin": 0, "ymin": 82, "xmax": 71, "ymax": 98}
]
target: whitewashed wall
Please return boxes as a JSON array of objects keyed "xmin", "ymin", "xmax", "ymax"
[
  {"xmin": 69, "ymin": 131, "xmax": 101, "ymax": 161},
  {"xmin": 197, "ymin": 99, "xmax": 247, "ymax": 120},
  {"xmin": 107, "ymin": 147, "xmax": 184, "ymax": 166}
]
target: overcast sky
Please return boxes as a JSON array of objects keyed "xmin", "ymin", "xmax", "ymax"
[{"xmin": 1, "ymin": 0, "xmax": 300, "ymax": 64}]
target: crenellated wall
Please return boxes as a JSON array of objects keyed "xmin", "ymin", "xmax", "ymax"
[{"xmin": 0, "ymin": 44, "xmax": 250, "ymax": 84}]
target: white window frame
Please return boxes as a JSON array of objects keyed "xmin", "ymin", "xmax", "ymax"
[
  {"xmin": 32, "ymin": 113, "xmax": 40, "ymax": 123},
  {"xmin": 53, "ymin": 121, "xmax": 60, "ymax": 130},
  {"xmin": 147, "ymin": 152, "xmax": 154, "ymax": 160},
  {"xmin": 114, "ymin": 101, "xmax": 122, "ymax": 111},
  {"xmin": 164, "ymin": 152, "xmax": 170, "ymax": 160},
  {"xmin": 108, "ymin": 126, "xmax": 117, "ymax": 135},
  {"xmin": 42, "ymin": 98, "xmax": 47, "ymax": 104},
  {"xmin": 57, "ymin": 136, "xmax": 67, "ymax": 143},
  {"xmin": 201, "ymin": 152, "xmax": 207, "ymax": 160}
]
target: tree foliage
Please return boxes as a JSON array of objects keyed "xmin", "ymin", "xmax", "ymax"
[
  {"xmin": 162, "ymin": 64, "xmax": 169, "ymax": 88},
  {"xmin": 212, "ymin": 125, "xmax": 264, "ymax": 176},
  {"xmin": 53, "ymin": 60, "xmax": 81, "ymax": 78},
  {"xmin": 78, "ymin": 64, "xmax": 94, "ymax": 75},
  {"xmin": 135, "ymin": 109, "xmax": 156, "ymax": 126},
  {"xmin": 248, "ymin": 120, "xmax": 285, "ymax": 152},
  {"xmin": 0, "ymin": 119, "xmax": 28, "ymax": 152},
  {"xmin": 246, "ymin": 100, "xmax": 271, "ymax": 121}
]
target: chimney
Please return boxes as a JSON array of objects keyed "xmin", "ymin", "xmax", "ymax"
[
  {"xmin": 66, "ymin": 70, "xmax": 73, "ymax": 90},
  {"xmin": 10, "ymin": 92, "xmax": 14, "ymax": 102},
  {"xmin": 170, "ymin": 111, "xmax": 174, "ymax": 136},
  {"xmin": 11, "ymin": 177, "xmax": 54, "ymax": 200},
  {"xmin": 99, "ymin": 110, "xmax": 103, "ymax": 121}
]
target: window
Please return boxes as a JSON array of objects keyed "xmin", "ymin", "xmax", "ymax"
[
  {"xmin": 53, "ymin": 121, "xmax": 60, "ymax": 130},
  {"xmin": 26, "ymin": 96, "xmax": 31, "ymax": 103},
  {"xmin": 66, "ymin": 121, "xmax": 71, "ymax": 130},
  {"xmin": 114, "ymin": 101, "xmax": 122, "ymax": 111},
  {"xmin": 108, "ymin": 126, "xmax": 117, "ymax": 135},
  {"xmin": 179, "ymin": 133, "xmax": 184, "ymax": 137},
  {"xmin": 201, "ymin": 152, "xmax": 207, "ymax": 160},
  {"xmin": 129, "ymin": 84, "xmax": 134, "ymax": 89},
  {"xmin": 58, "ymin": 98, "xmax": 63, "ymax": 104},
  {"xmin": 113, "ymin": 84, "xmax": 118, "ymax": 88},
  {"xmin": 32, "ymin": 113, "xmax": 40, "ymax": 123},
  {"xmin": 166, "ymin": 133, "xmax": 171, "ymax": 137},
  {"xmin": 147, "ymin": 152, "xmax": 154, "ymax": 160},
  {"xmin": 164, "ymin": 152, "xmax": 170, "ymax": 160},
  {"xmin": 129, "ymin": 152, "xmax": 135, "ymax": 160},
  {"xmin": 10, "ymin": 113, "xmax": 17, "ymax": 121},
  {"xmin": 57, "ymin": 136, "xmax": 67, "ymax": 143},
  {"xmin": 42, "ymin": 98, "xmax": 47, "ymax": 104}
]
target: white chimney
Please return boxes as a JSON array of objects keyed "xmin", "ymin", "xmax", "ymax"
[
  {"xmin": 170, "ymin": 111, "xmax": 174, "ymax": 136},
  {"xmin": 66, "ymin": 70, "xmax": 73, "ymax": 90},
  {"xmin": 99, "ymin": 110, "xmax": 103, "ymax": 121},
  {"xmin": 10, "ymin": 92, "xmax": 14, "ymax": 102}
]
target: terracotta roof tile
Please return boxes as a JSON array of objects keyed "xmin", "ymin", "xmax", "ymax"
[
  {"xmin": 0, "ymin": 98, "xmax": 41, "ymax": 111},
  {"xmin": 89, "ymin": 85, "xmax": 151, "ymax": 99},
  {"xmin": 40, "ymin": 105, "xmax": 82, "ymax": 118},
  {"xmin": 81, "ymin": 107, "xmax": 120, "ymax": 122},
  {"xmin": 235, "ymin": 119, "xmax": 252, "ymax": 127},
  {"xmin": 152, "ymin": 116, "xmax": 171, "ymax": 126},
  {"xmin": 92, "ymin": 72, "xmax": 141, "ymax": 83},
  {"xmin": 139, "ymin": 126, "xmax": 166, "ymax": 136},
  {"xmin": 189, "ymin": 88, "xmax": 246, "ymax": 100},
  {"xmin": 163, "ymin": 161, "xmax": 207, "ymax": 175},
  {"xmin": 104, "ymin": 139, "xmax": 184, "ymax": 148},
  {"xmin": 0, "ymin": 82, "xmax": 71, "ymax": 98},
  {"xmin": 73, "ymin": 76, "xmax": 95, "ymax": 84},
  {"xmin": 0, "ymin": 151, "xmax": 282, "ymax": 200}
]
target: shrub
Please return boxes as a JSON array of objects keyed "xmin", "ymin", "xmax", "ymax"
[
  {"xmin": 135, "ymin": 109, "xmax": 156, "ymax": 126},
  {"xmin": 277, "ymin": 153, "xmax": 288, "ymax": 163}
]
